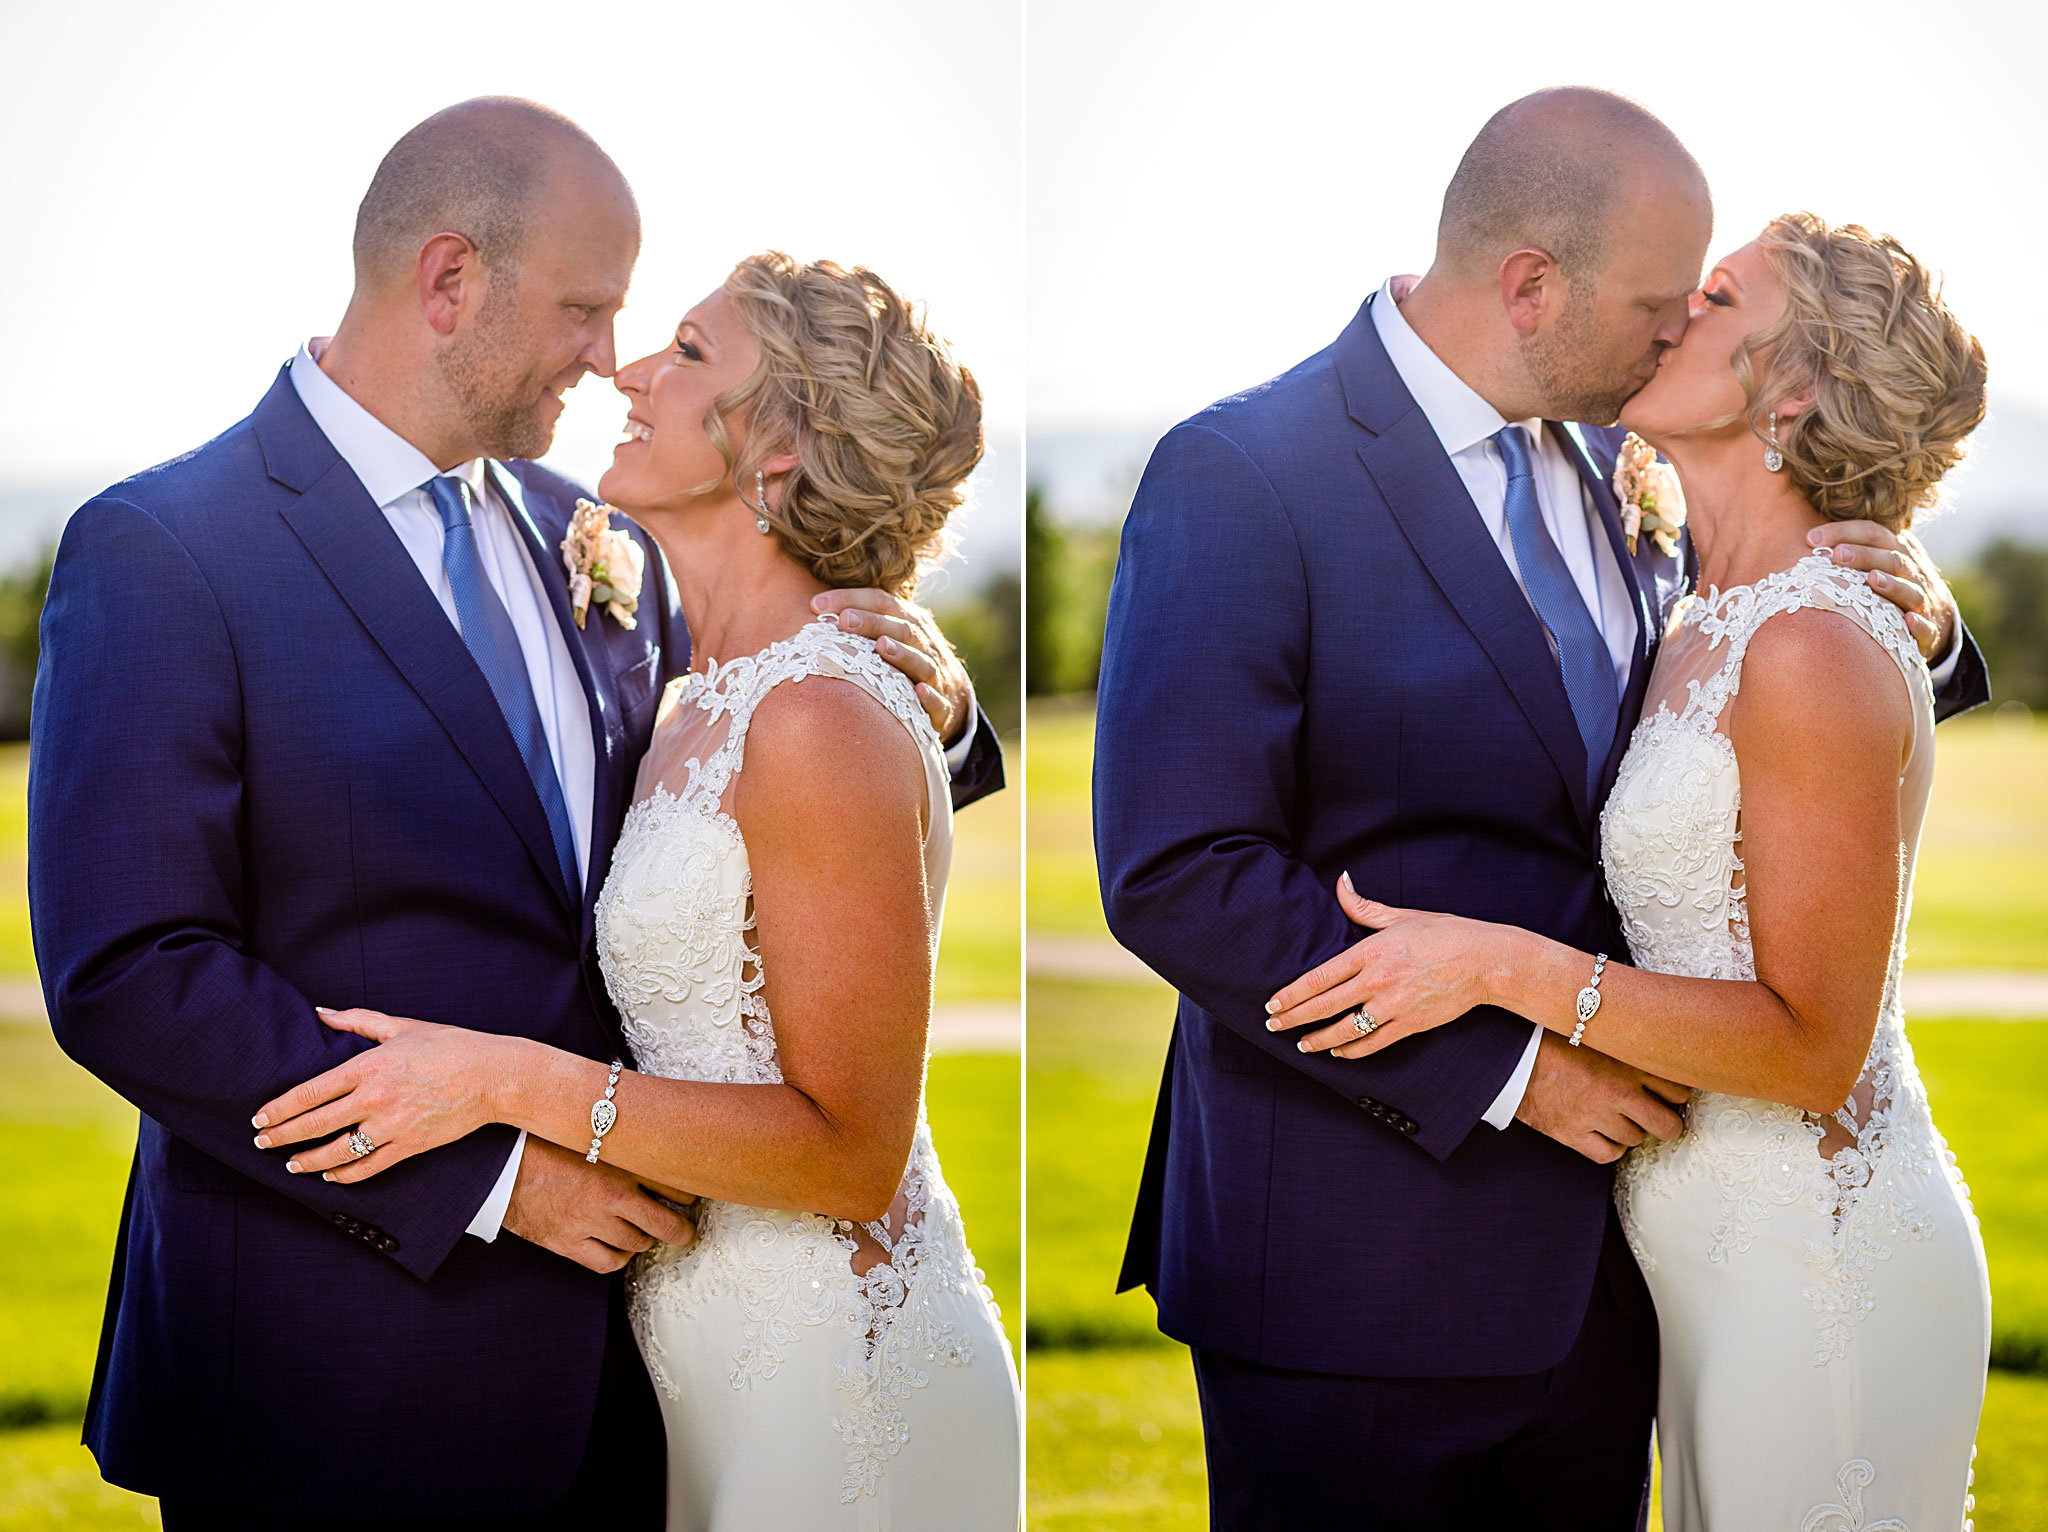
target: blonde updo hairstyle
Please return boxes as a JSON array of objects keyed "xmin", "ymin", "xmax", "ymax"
[
  {"xmin": 1734, "ymin": 212, "xmax": 1986, "ymax": 531},
  {"xmin": 696, "ymin": 252, "xmax": 982, "ymax": 596}
]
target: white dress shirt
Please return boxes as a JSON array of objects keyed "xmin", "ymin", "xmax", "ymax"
[
  {"xmin": 292, "ymin": 339, "xmax": 603, "ymax": 1240},
  {"xmin": 1370, "ymin": 282, "xmax": 1640, "ymax": 1129}
]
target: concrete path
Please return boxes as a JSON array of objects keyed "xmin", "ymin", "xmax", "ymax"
[{"xmin": 1025, "ymin": 933, "xmax": 2048, "ymax": 1019}]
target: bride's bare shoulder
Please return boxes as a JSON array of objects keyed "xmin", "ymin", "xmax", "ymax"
[
  {"xmin": 735, "ymin": 669, "xmax": 929, "ymax": 840},
  {"xmin": 1730, "ymin": 603, "xmax": 1915, "ymax": 776}
]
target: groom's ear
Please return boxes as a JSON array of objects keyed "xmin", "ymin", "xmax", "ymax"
[
  {"xmin": 1499, "ymin": 247, "xmax": 1565, "ymax": 337},
  {"xmin": 416, "ymin": 232, "xmax": 485, "ymax": 337}
]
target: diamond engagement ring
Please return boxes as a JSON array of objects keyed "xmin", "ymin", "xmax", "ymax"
[
  {"xmin": 347, "ymin": 1129, "xmax": 375, "ymax": 1159},
  {"xmin": 1352, "ymin": 1012, "xmax": 1380, "ymax": 1037}
]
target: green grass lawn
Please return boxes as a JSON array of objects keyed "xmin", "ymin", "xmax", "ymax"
[
  {"xmin": 938, "ymin": 729, "xmax": 1022, "ymax": 1002},
  {"xmin": 1025, "ymin": 698, "xmax": 2048, "ymax": 1527},
  {"xmin": 0, "ymin": 735, "xmax": 1019, "ymax": 1523}
]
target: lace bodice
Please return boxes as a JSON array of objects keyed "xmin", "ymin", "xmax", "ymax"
[
  {"xmin": 596, "ymin": 618, "xmax": 996, "ymax": 1501},
  {"xmin": 1605, "ymin": 552, "xmax": 1972, "ymax": 1363}
]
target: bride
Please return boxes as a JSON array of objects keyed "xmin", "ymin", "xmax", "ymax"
[
  {"xmin": 252, "ymin": 252, "xmax": 1022, "ymax": 1529},
  {"xmin": 1266, "ymin": 214, "xmax": 1989, "ymax": 1529}
]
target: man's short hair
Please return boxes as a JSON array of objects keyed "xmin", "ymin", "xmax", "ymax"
[
  {"xmin": 351, "ymin": 97, "xmax": 618, "ymax": 284},
  {"xmin": 1435, "ymin": 88, "xmax": 1702, "ymax": 284}
]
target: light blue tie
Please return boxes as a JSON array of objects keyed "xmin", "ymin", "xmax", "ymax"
[
  {"xmin": 425, "ymin": 475, "xmax": 581, "ymax": 902},
  {"xmin": 1492, "ymin": 426, "xmax": 1619, "ymax": 798}
]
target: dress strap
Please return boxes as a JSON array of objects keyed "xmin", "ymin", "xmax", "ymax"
[{"xmin": 1684, "ymin": 551, "xmax": 1932, "ymax": 727}]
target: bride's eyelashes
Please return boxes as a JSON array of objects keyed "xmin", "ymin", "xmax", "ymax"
[
  {"xmin": 673, "ymin": 336, "xmax": 702, "ymax": 362},
  {"xmin": 1701, "ymin": 288, "xmax": 1733, "ymax": 308}
]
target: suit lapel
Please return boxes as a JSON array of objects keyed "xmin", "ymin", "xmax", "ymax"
[
  {"xmin": 1554, "ymin": 422, "xmax": 1663, "ymax": 808},
  {"xmin": 1357, "ymin": 410, "xmax": 1594, "ymax": 833},
  {"xmin": 275, "ymin": 455, "xmax": 581, "ymax": 924},
  {"xmin": 488, "ymin": 463, "xmax": 626, "ymax": 927}
]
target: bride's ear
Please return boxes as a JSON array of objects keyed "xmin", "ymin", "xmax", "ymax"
[{"xmin": 1770, "ymin": 392, "xmax": 1816, "ymax": 425}]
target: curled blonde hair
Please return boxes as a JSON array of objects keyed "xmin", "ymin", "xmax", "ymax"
[
  {"xmin": 697, "ymin": 252, "xmax": 982, "ymax": 595},
  {"xmin": 1733, "ymin": 212, "xmax": 1986, "ymax": 530}
]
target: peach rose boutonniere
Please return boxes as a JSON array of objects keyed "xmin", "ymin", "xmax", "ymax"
[
  {"xmin": 561, "ymin": 500, "xmax": 645, "ymax": 631},
  {"xmin": 1611, "ymin": 433, "xmax": 1687, "ymax": 558}
]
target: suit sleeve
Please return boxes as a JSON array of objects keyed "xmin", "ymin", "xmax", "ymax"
[
  {"xmin": 944, "ymin": 706, "xmax": 1004, "ymax": 814},
  {"xmin": 30, "ymin": 497, "xmax": 516, "ymax": 1282},
  {"xmin": 1093, "ymin": 426, "xmax": 1529, "ymax": 1161},
  {"xmin": 1930, "ymin": 616, "xmax": 1990, "ymax": 722}
]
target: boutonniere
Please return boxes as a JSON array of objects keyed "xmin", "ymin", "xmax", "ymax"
[
  {"xmin": 1611, "ymin": 433, "xmax": 1687, "ymax": 558},
  {"xmin": 561, "ymin": 500, "xmax": 645, "ymax": 631}
]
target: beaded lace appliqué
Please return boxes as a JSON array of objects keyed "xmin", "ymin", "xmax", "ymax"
[
  {"xmin": 598, "ymin": 620, "xmax": 995, "ymax": 1502},
  {"xmin": 1604, "ymin": 554, "xmax": 1973, "ymax": 1365}
]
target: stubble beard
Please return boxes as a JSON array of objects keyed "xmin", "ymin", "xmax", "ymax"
[
  {"xmin": 437, "ymin": 274, "xmax": 559, "ymax": 462},
  {"xmin": 1519, "ymin": 287, "xmax": 1641, "ymax": 428}
]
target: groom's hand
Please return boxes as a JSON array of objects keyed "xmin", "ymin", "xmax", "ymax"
[
  {"xmin": 812, "ymin": 589, "xmax": 974, "ymax": 745},
  {"xmin": 1515, "ymin": 1033, "xmax": 1689, "ymax": 1164},
  {"xmin": 502, "ymin": 1137, "xmax": 697, "ymax": 1273},
  {"xmin": 1808, "ymin": 521, "xmax": 1955, "ymax": 662}
]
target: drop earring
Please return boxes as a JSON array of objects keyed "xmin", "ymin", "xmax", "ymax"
[
  {"xmin": 1764, "ymin": 411, "xmax": 1785, "ymax": 473},
  {"xmin": 753, "ymin": 470, "xmax": 773, "ymax": 534}
]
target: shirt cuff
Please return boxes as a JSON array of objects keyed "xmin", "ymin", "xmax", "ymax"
[
  {"xmin": 1483, "ymin": 1024, "xmax": 1545, "ymax": 1130},
  {"xmin": 465, "ymin": 1130, "xmax": 528, "ymax": 1242},
  {"xmin": 1927, "ymin": 627, "xmax": 1961, "ymax": 692},
  {"xmin": 942, "ymin": 679, "xmax": 979, "ymax": 776}
]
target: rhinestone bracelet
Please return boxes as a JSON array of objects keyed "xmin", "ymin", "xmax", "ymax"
[
  {"xmin": 586, "ymin": 1059, "xmax": 623, "ymax": 1163},
  {"xmin": 1568, "ymin": 954, "xmax": 1607, "ymax": 1047}
]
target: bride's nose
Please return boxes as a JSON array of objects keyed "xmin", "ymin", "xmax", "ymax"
[{"xmin": 613, "ymin": 351, "xmax": 656, "ymax": 396}]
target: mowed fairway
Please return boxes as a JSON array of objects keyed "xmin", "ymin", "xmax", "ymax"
[
  {"xmin": 1026, "ymin": 701, "xmax": 2048, "ymax": 1530},
  {"xmin": 0, "ymin": 736, "xmax": 1020, "ymax": 1529}
]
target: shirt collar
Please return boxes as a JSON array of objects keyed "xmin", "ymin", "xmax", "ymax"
[
  {"xmin": 289, "ymin": 338, "xmax": 488, "ymax": 509},
  {"xmin": 1369, "ymin": 278, "xmax": 1546, "ymax": 460}
]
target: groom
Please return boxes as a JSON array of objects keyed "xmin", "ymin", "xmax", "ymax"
[
  {"xmin": 1095, "ymin": 88, "xmax": 1987, "ymax": 1529},
  {"xmin": 30, "ymin": 98, "xmax": 1001, "ymax": 1527}
]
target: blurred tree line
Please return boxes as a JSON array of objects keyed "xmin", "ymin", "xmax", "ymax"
[
  {"xmin": 1026, "ymin": 490, "xmax": 2048, "ymax": 716},
  {"xmin": 0, "ymin": 543, "xmax": 1019, "ymax": 742}
]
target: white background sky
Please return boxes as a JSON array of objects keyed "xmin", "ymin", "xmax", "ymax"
[
  {"xmin": 1028, "ymin": 0, "xmax": 2045, "ymax": 432},
  {"xmin": 0, "ymin": 0, "xmax": 1022, "ymax": 569}
]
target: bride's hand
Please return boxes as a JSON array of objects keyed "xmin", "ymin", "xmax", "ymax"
[
  {"xmin": 1264, "ymin": 874, "xmax": 1501, "ymax": 1059},
  {"xmin": 811, "ymin": 588, "xmax": 974, "ymax": 744},
  {"xmin": 250, "ymin": 1008, "xmax": 513, "ymax": 1184}
]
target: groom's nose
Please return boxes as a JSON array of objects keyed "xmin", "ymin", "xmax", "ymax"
[{"xmin": 579, "ymin": 320, "xmax": 620, "ymax": 380}]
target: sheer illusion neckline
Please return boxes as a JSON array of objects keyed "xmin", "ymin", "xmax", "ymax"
[{"xmin": 1680, "ymin": 548, "xmax": 1842, "ymax": 631}]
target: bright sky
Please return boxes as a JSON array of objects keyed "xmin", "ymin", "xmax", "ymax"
[
  {"xmin": 0, "ymin": 0, "xmax": 1021, "ymax": 563},
  {"xmin": 1028, "ymin": 0, "xmax": 2044, "ymax": 431}
]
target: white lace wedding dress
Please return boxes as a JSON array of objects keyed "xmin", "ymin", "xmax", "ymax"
[
  {"xmin": 594, "ymin": 618, "xmax": 1021, "ymax": 1531},
  {"xmin": 1605, "ymin": 552, "xmax": 1989, "ymax": 1531}
]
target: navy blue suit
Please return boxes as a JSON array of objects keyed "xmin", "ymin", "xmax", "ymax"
[
  {"xmin": 1094, "ymin": 298, "xmax": 1987, "ymax": 1525},
  {"xmin": 29, "ymin": 365, "xmax": 1003, "ymax": 1517}
]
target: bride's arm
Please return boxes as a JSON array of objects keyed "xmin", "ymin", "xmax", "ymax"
[
  {"xmin": 1268, "ymin": 610, "xmax": 1913, "ymax": 1114},
  {"xmin": 254, "ymin": 677, "xmax": 936, "ymax": 1223}
]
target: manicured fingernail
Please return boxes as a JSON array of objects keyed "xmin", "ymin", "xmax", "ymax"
[
  {"xmin": 286, "ymin": 1160, "xmax": 302, "ymax": 1174},
  {"xmin": 1297, "ymin": 1040, "xmax": 1312, "ymax": 1052},
  {"xmin": 251, "ymin": 1113, "xmax": 268, "ymax": 1129},
  {"xmin": 321, "ymin": 1172, "xmax": 334, "ymax": 1182},
  {"xmin": 1339, "ymin": 871, "xmax": 1353, "ymax": 890},
  {"xmin": 315, "ymin": 1006, "xmax": 336, "ymax": 1015},
  {"xmin": 254, "ymin": 1134, "xmax": 271, "ymax": 1149},
  {"xmin": 1264, "ymin": 999, "xmax": 1279, "ymax": 1015}
]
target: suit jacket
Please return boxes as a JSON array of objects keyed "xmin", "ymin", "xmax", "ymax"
[
  {"xmin": 1095, "ymin": 298, "xmax": 1987, "ymax": 1379},
  {"xmin": 28, "ymin": 364, "xmax": 1004, "ymax": 1510}
]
